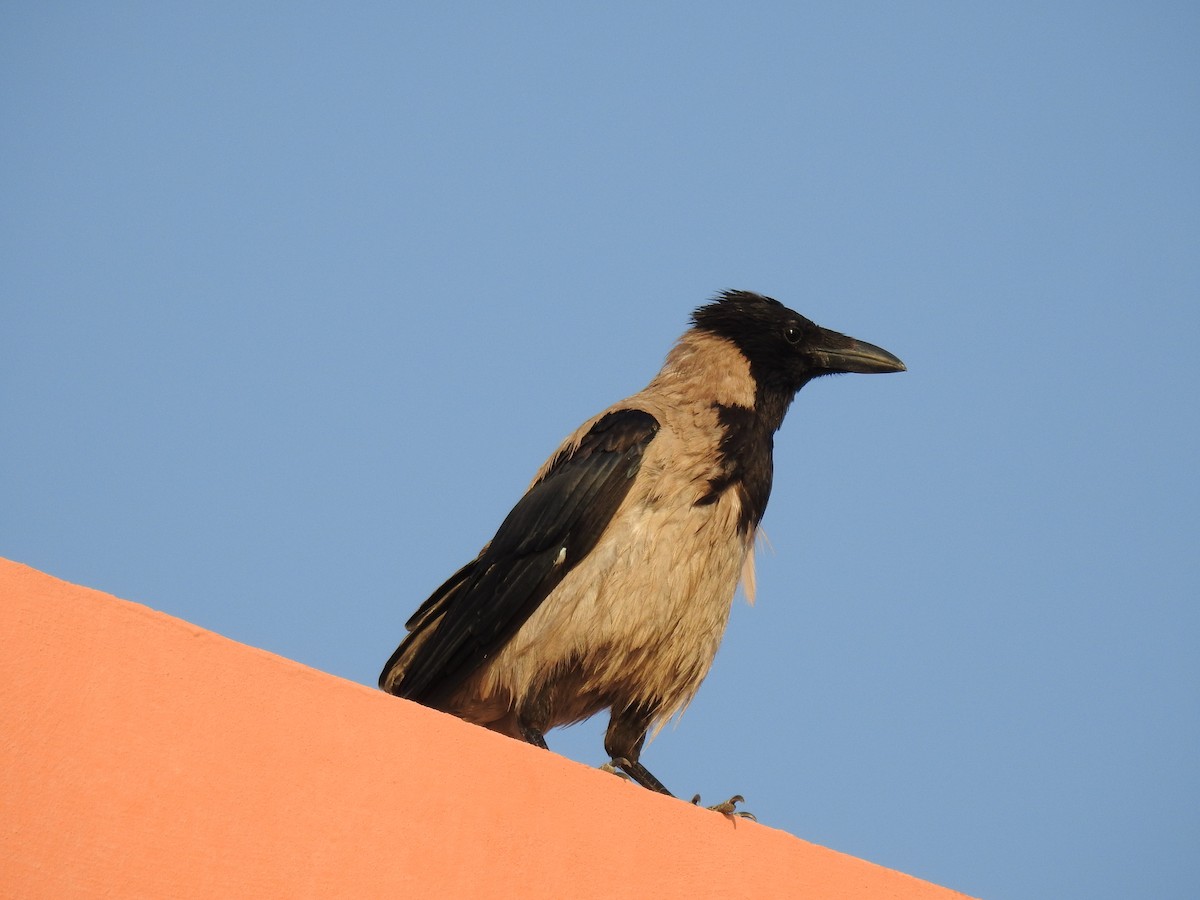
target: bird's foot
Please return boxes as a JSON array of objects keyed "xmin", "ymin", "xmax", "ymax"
[{"xmin": 691, "ymin": 793, "xmax": 756, "ymax": 821}]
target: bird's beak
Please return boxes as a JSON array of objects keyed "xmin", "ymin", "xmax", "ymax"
[{"xmin": 811, "ymin": 328, "xmax": 907, "ymax": 374}]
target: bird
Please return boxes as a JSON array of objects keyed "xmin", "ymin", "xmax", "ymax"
[{"xmin": 379, "ymin": 290, "xmax": 905, "ymax": 815}]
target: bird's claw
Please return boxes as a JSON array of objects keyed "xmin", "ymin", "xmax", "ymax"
[
  {"xmin": 600, "ymin": 757, "xmax": 633, "ymax": 781},
  {"xmin": 691, "ymin": 793, "xmax": 756, "ymax": 820}
]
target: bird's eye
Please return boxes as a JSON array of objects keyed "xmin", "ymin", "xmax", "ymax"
[{"xmin": 783, "ymin": 323, "xmax": 803, "ymax": 345}]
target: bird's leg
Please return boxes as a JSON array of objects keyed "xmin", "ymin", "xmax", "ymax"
[
  {"xmin": 517, "ymin": 690, "xmax": 552, "ymax": 749},
  {"xmin": 603, "ymin": 704, "xmax": 671, "ymax": 792},
  {"xmin": 519, "ymin": 722, "xmax": 549, "ymax": 748},
  {"xmin": 603, "ymin": 704, "xmax": 755, "ymax": 820}
]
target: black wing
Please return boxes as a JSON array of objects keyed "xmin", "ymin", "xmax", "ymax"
[{"xmin": 379, "ymin": 408, "xmax": 660, "ymax": 707}]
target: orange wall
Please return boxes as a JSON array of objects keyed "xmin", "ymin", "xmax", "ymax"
[{"xmin": 1, "ymin": 558, "xmax": 974, "ymax": 898}]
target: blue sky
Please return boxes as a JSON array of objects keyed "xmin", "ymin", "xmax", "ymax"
[{"xmin": 3, "ymin": 5, "xmax": 1197, "ymax": 898}]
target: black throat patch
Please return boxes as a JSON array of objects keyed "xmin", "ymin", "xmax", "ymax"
[{"xmin": 696, "ymin": 403, "xmax": 774, "ymax": 534}]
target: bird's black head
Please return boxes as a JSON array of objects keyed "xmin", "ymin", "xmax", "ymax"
[{"xmin": 691, "ymin": 290, "xmax": 905, "ymax": 427}]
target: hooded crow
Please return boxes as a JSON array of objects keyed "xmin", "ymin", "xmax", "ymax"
[{"xmin": 380, "ymin": 290, "xmax": 905, "ymax": 815}]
